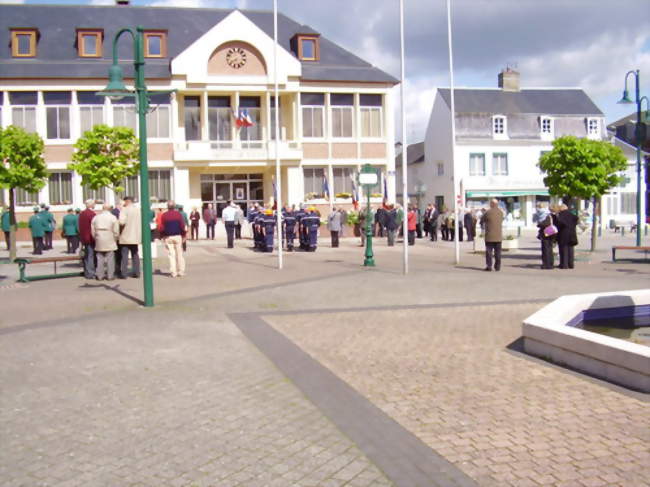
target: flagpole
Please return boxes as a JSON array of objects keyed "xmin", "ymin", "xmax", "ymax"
[
  {"xmin": 273, "ymin": 0, "xmax": 283, "ymax": 269},
  {"xmin": 399, "ymin": 0, "xmax": 408, "ymax": 275},
  {"xmin": 447, "ymin": 0, "xmax": 459, "ymax": 265}
]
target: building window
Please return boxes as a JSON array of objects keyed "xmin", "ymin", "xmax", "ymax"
[
  {"xmin": 146, "ymin": 94, "xmax": 171, "ymax": 139},
  {"xmin": 296, "ymin": 35, "xmax": 319, "ymax": 61},
  {"xmin": 11, "ymin": 29, "xmax": 37, "ymax": 57},
  {"xmin": 333, "ymin": 167, "xmax": 354, "ymax": 195},
  {"xmin": 15, "ymin": 188, "xmax": 39, "ymax": 206},
  {"xmin": 303, "ymin": 167, "xmax": 326, "ymax": 198},
  {"xmin": 208, "ymin": 96, "xmax": 232, "ymax": 142},
  {"xmin": 540, "ymin": 117, "xmax": 553, "ymax": 138},
  {"xmin": 144, "ymin": 31, "xmax": 166, "ymax": 58},
  {"xmin": 115, "ymin": 175, "xmax": 139, "ymax": 202},
  {"xmin": 331, "ymin": 94, "xmax": 354, "ymax": 138},
  {"xmin": 77, "ymin": 29, "xmax": 102, "ymax": 58},
  {"xmin": 587, "ymin": 118, "xmax": 600, "ymax": 138},
  {"xmin": 492, "ymin": 153, "xmax": 508, "ymax": 176},
  {"xmin": 437, "ymin": 163, "xmax": 444, "ymax": 176},
  {"xmin": 239, "ymin": 96, "xmax": 261, "ymax": 143},
  {"xmin": 113, "ymin": 99, "xmax": 137, "ymax": 131},
  {"xmin": 469, "ymin": 153, "xmax": 485, "ymax": 176},
  {"xmin": 48, "ymin": 172, "xmax": 73, "ymax": 205},
  {"xmin": 78, "ymin": 91, "xmax": 105, "ymax": 134},
  {"xmin": 183, "ymin": 96, "xmax": 201, "ymax": 141},
  {"xmin": 621, "ymin": 192, "xmax": 637, "ymax": 214},
  {"xmin": 149, "ymin": 170, "xmax": 172, "ymax": 202},
  {"xmin": 360, "ymin": 94, "xmax": 383, "ymax": 138},
  {"xmin": 301, "ymin": 93, "xmax": 325, "ymax": 138},
  {"xmin": 10, "ymin": 92, "xmax": 37, "ymax": 133},
  {"xmin": 83, "ymin": 186, "xmax": 106, "ymax": 203},
  {"xmin": 493, "ymin": 115, "xmax": 506, "ymax": 137},
  {"xmin": 44, "ymin": 92, "xmax": 71, "ymax": 140}
]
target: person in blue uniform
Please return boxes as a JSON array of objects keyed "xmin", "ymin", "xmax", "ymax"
[
  {"xmin": 260, "ymin": 209, "xmax": 276, "ymax": 252},
  {"xmin": 282, "ymin": 206, "xmax": 297, "ymax": 251},
  {"xmin": 29, "ymin": 207, "xmax": 46, "ymax": 255},
  {"xmin": 254, "ymin": 209, "xmax": 266, "ymax": 250},
  {"xmin": 302, "ymin": 207, "xmax": 321, "ymax": 251},
  {"xmin": 294, "ymin": 205, "xmax": 307, "ymax": 250},
  {"xmin": 247, "ymin": 203, "xmax": 261, "ymax": 250}
]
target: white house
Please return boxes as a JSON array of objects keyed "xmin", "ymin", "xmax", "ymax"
[{"xmin": 420, "ymin": 68, "xmax": 608, "ymax": 227}]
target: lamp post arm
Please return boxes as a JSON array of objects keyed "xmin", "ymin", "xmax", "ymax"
[{"xmin": 111, "ymin": 27, "xmax": 137, "ymax": 67}]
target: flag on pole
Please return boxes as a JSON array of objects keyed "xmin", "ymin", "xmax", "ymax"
[
  {"xmin": 351, "ymin": 174, "xmax": 359, "ymax": 210},
  {"xmin": 322, "ymin": 175, "xmax": 330, "ymax": 200},
  {"xmin": 272, "ymin": 176, "xmax": 278, "ymax": 210},
  {"xmin": 234, "ymin": 109, "xmax": 254, "ymax": 128},
  {"xmin": 382, "ymin": 172, "xmax": 389, "ymax": 208}
]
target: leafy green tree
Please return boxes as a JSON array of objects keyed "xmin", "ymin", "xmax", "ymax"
[
  {"xmin": 0, "ymin": 126, "xmax": 47, "ymax": 260},
  {"xmin": 69, "ymin": 124, "xmax": 139, "ymax": 194},
  {"xmin": 538, "ymin": 136, "xmax": 627, "ymax": 251}
]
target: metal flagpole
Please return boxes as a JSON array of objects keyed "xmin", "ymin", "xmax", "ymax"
[
  {"xmin": 274, "ymin": 0, "xmax": 283, "ymax": 269},
  {"xmin": 399, "ymin": 0, "xmax": 408, "ymax": 274},
  {"xmin": 446, "ymin": 0, "xmax": 460, "ymax": 264}
]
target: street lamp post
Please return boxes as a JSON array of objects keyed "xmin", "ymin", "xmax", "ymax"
[
  {"xmin": 618, "ymin": 69, "xmax": 649, "ymax": 247},
  {"xmin": 98, "ymin": 26, "xmax": 166, "ymax": 307},
  {"xmin": 359, "ymin": 164, "xmax": 378, "ymax": 267}
]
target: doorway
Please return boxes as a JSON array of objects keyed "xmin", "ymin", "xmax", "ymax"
[{"xmin": 200, "ymin": 173, "xmax": 264, "ymax": 216}]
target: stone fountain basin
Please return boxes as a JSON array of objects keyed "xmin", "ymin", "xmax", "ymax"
[{"xmin": 522, "ymin": 289, "xmax": 650, "ymax": 392}]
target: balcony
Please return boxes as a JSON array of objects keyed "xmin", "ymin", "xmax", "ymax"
[{"xmin": 174, "ymin": 139, "xmax": 303, "ymax": 162}]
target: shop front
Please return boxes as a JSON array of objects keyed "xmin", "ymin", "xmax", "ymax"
[{"xmin": 465, "ymin": 190, "xmax": 550, "ymax": 227}]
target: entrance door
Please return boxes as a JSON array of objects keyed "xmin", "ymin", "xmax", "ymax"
[{"xmin": 214, "ymin": 182, "xmax": 231, "ymax": 217}]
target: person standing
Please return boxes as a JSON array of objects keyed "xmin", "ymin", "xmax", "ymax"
[
  {"xmin": 222, "ymin": 200, "xmax": 237, "ymax": 249},
  {"xmin": 234, "ymin": 204, "xmax": 244, "ymax": 239},
  {"xmin": 327, "ymin": 208, "xmax": 342, "ymax": 248},
  {"xmin": 118, "ymin": 196, "xmax": 141, "ymax": 279},
  {"xmin": 375, "ymin": 206, "xmax": 386, "ymax": 237},
  {"xmin": 536, "ymin": 206, "xmax": 556, "ymax": 270},
  {"xmin": 407, "ymin": 206, "xmax": 417, "ymax": 246},
  {"xmin": 1, "ymin": 205, "xmax": 11, "ymax": 251},
  {"xmin": 430, "ymin": 204, "xmax": 439, "ymax": 242},
  {"xmin": 302, "ymin": 207, "xmax": 321, "ymax": 251},
  {"xmin": 464, "ymin": 209, "xmax": 475, "ymax": 242},
  {"xmin": 556, "ymin": 203, "xmax": 579, "ymax": 269},
  {"xmin": 39, "ymin": 204, "xmax": 55, "ymax": 250},
  {"xmin": 385, "ymin": 205, "xmax": 398, "ymax": 246},
  {"xmin": 28, "ymin": 206, "xmax": 45, "ymax": 255},
  {"xmin": 481, "ymin": 199, "xmax": 503, "ymax": 272},
  {"xmin": 161, "ymin": 201, "xmax": 186, "ymax": 277},
  {"xmin": 78, "ymin": 199, "xmax": 97, "ymax": 279},
  {"xmin": 189, "ymin": 207, "xmax": 200, "ymax": 240},
  {"xmin": 260, "ymin": 208, "xmax": 276, "ymax": 252},
  {"xmin": 203, "ymin": 203, "xmax": 216, "ymax": 240},
  {"xmin": 283, "ymin": 206, "xmax": 297, "ymax": 251},
  {"xmin": 92, "ymin": 203, "xmax": 119, "ymax": 280},
  {"xmin": 62, "ymin": 208, "xmax": 79, "ymax": 254}
]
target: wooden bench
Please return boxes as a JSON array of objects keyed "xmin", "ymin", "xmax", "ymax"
[
  {"xmin": 612, "ymin": 246, "xmax": 650, "ymax": 263},
  {"xmin": 15, "ymin": 255, "xmax": 83, "ymax": 282}
]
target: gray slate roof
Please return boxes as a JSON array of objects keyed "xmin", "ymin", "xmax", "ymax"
[
  {"xmin": 395, "ymin": 142, "xmax": 424, "ymax": 165},
  {"xmin": 438, "ymin": 88, "xmax": 603, "ymax": 116},
  {"xmin": 0, "ymin": 4, "xmax": 397, "ymax": 84}
]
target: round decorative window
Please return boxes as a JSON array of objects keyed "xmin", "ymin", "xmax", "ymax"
[{"xmin": 226, "ymin": 47, "xmax": 247, "ymax": 69}]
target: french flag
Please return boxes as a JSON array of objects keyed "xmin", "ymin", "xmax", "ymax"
[
  {"xmin": 322, "ymin": 175, "xmax": 330, "ymax": 200},
  {"xmin": 236, "ymin": 109, "xmax": 254, "ymax": 128},
  {"xmin": 351, "ymin": 174, "xmax": 359, "ymax": 210}
]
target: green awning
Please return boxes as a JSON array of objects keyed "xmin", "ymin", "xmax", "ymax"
[{"xmin": 466, "ymin": 190, "xmax": 549, "ymax": 198}]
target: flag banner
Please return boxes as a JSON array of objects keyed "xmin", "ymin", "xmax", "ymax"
[
  {"xmin": 272, "ymin": 176, "xmax": 277, "ymax": 210},
  {"xmin": 322, "ymin": 175, "xmax": 330, "ymax": 201},
  {"xmin": 382, "ymin": 173, "xmax": 389, "ymax": 208},
  {"xmin": 351, "ymin": 173, "xmax": 359, "ymax": 210},
  {"xmin": 234, "ymin": 108, "xmax": 255, "ymax": 128}
]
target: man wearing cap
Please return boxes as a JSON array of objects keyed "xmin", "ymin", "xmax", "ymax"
[
  {"xmin": 282, "ymin": 205, "xmax": 297, "ymax": 251},
  {"xmin": 302, "ymin": 207, "xmax": 321, "ymax": 251},
  {"xmin": 118, "ymin": 196, "xmax": 141, "ymax": 279},
  {"xmin": 79, "ymin": 199, "xmax": 97, "ymax": 279},
  {"xmin": 295, "ymin": 204, "xmax": 307, "ymax": 250},
  {"xmin": 222, "ymin": 200, "xmax": 238, "ymax": 249},
  {"xmin": 28, "ymin": 206, "xmax": 45, "ymax": 255},
  {"xmin": 260, "ymin": 208, "xmax": 276, "ymax": 252},
  {"xmin": 62, "ymin": 208, "xmax": 79, "ymax": 254},
  {"xmin": 39, "ymin": 204, "xmax": 55, "ymax": 250}
]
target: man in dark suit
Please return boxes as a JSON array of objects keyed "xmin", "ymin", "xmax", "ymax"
[
  {"xmin": 480, "ymin": 199, "xmax": 503, "ymax": 271},
  {"xmin": 429, "ymin": 204, "xmax": 439, "ymax": 241},
  {"xmin": 556, "ymin": 204, "xmax": 579, "ymax": 269}
]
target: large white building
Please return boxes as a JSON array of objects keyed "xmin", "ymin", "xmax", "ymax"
[
  {"xmin": 412, "ymin": 69, "xmax": 614, "ymax": 227},
  {"xmin": 0, "ymin": 3, "xmax": 398, "ymax": 222}
]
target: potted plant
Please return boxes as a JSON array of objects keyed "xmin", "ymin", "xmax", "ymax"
[{"xmin": 347, "ymin": 211, "xmax": 361, "ymax": 236}]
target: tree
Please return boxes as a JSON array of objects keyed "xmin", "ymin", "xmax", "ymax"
[
  {"xmin": 69, "ymin": 124, "xmax": 139, "ymax": 194},
  {"xmin": 538, "ymin": 136, "xmax": 627, "ymax": 251},
  {"xmin": 0, "ymin": 126, "xmax": 47, "ymax": 260}
]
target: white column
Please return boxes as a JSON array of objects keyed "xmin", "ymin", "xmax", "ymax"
[
  {"xmin": 72, "ymin": 172, "xmax": 84, "ymax": 208},
  {"xmin": 287, "ymin": 166, "xmax": 304, "ymax": 207},
  {"xmin": 173, "ymin": 166, "xmax": 190, "ymax": 208},
  {"xmin": 71, "ymin": 91, "xmax": 80, "ymax": 141},
  {"xmin": 201, "ymin": 92, "xmax": 209, "ymax": 142},
  {"xmin": 36, "ymin": 91, "xmax": 46, "ymax": 140},
  {"xmin": 384, "ymin": 91, "xmax": 397, "ymax": 202}
]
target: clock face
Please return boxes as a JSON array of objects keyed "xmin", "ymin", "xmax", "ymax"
[{"xmin": 226, "ymin": 47, "xmax": 247, "ymax": 69}]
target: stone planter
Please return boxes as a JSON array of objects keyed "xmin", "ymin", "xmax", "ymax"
[
  {"xmin": 502, "ymin": 238, "xmax": 519, "ymax": 250},
  {"xmin": 473, "ymin": 238, "xmax": 485, "ymax": 253}
]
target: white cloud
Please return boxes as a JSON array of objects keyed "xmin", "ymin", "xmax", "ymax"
[{"xmin": 0, "ymin": 0, "xmax": 25, "ymax": 4}]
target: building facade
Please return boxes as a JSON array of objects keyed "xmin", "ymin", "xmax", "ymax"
[
  {"xmin": 0, "ymin": 4, "xmax": 397, "ymax": 221},
  {"xmin": 421, "ymin": 69, "xmax": 608, "ymax": 227}
]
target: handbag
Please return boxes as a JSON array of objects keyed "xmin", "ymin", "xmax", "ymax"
[{"xmin": 543, "ymin": 224, "xmax": 558, "ymax": 237}]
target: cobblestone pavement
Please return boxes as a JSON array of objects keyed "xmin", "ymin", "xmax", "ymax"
[
  {"xmin": 0, "ymin": 307, "xmax": 392, "ymax": 487},
  {"xmin": 265, "ymin": 303, "xmax": 650, "ymax": 487}
]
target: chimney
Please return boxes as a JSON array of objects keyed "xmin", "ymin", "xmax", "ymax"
[
  {"xmin": 116, "ymin": 0, "xmax": 130, "ymax": 5},
  {"xmin": 498, "ymin": 68, "xmax": 520, "ymax": 92}
]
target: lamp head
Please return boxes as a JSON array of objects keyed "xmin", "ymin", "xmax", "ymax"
[
  {"xmin": 98, "ymin": 64, "xmax": 130, "ymax": 102},
  {"xmin": 617, "ymin": 89, "xmax": 633, "ymax": 105}
]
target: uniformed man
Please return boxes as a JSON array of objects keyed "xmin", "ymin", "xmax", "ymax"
[
  {"xmin": 29, "ymin": 206, "xmax": 46, "ymax": 255},
  {"xmin": 294, "ymin": 205, "xmax": 307, "ymax": 250},
  {"xmin": 39, "ymin": 204, "xmax": 55, "ymax": 250},
  {"xmin": 62, "ymin": 207, "xmax": 79, "ymax": 254},
  {"xmin": 302, "ymin": 207, "xmax": 321, "ymax": 251},
  {"xmin": 247, "ymin": 203, "xmax": 261, "ymax": 250},
  {"xmin": 260, "ymin": 209, "xmax": 276, "ymax": 252},
  {"xmin": 282, "ymin": 206, "xmax": 297, "ymax": 251}
]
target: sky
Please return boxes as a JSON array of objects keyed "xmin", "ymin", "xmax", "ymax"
[{"xmin": 3, "ymin": 0, "xmax": 649, "ymax": 143}]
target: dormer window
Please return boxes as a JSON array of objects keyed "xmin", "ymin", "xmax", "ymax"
[
  {"xmin": 587, "ymin": 118, "xmax": 600, "ymax": 139},
  {"xmin": 11, "ymin": 29, "xmax": 37, "ymax": 57},
  {"xmin": 492, "ymin": 115, "xmax": 507, "ymax": 139},
  {"xmin": 293, "ymin": 34, "xmax": 320, "ymax": 61},
  {"xmin": 144, "ymin": 31, "xmax": 167, "ymax": 58},
  {"xmin": 77, "ymin": 29, "xmax": 103, "ymax": 58},
  {"xmin": 540, "ymin": 116, "xmax": 553, "ymax": 140}
]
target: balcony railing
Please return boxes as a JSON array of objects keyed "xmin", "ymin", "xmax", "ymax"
[{"xmin": 174, "ymin": 139, "xmax": 302, "ymax": 162}]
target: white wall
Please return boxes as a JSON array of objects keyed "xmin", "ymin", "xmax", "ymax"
[{"xmin": 423, "ymin": 93, "xmax": 454, "ymax": 209}]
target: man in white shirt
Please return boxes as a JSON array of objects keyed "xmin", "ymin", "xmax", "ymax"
[{"xmin": 221, "ymin": 200, "xmax": 238, "ymax": 249}]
